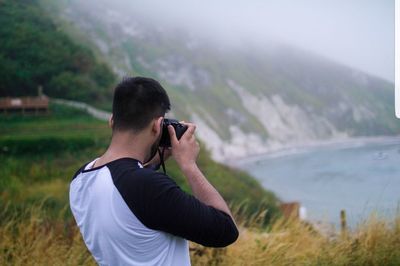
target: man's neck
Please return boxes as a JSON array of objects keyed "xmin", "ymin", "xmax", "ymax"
[{"xmin": 93, "ymin": 131, "xmax": 150, "ymax": 168}]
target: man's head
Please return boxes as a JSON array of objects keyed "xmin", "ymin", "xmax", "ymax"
[
  {"xmin": 110, "ymin": 77, "xmax": 171, "ymax": 162},
  {"xmin": 111, "ymin": 77, "xmax": 171, "ymax": 132}
]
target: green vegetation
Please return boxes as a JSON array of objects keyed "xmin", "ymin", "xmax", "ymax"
[
  {"xmin": 0, "ymin": 103, "xmax": 110, "ymax": 207},
  {"xmin": 0, "ymin": 103, "xmax": 279, "ymax": 220},
  {"xmin": 0, "ymin": 0, "xmax": 116, "ymax": 105}
]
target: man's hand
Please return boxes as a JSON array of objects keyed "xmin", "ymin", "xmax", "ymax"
[
  {"xmin": 168, "ymin": 122, "xmax": 236, "ymax": 222},
  {"xmin": 168, "ymin": 122, "xmax": 200, "ymax": 170}
]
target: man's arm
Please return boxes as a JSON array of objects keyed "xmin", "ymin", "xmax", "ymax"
[
  {"xmin": 118, "ymin": 122, "xmax": 239, "ymax": 247},
  {"xmin": 124, "ymin": 170, "xmax": 238, "ymax": 247},
  {"xmin": 168, "ymin": 123, "xmax": 235, "ymax": 221}
]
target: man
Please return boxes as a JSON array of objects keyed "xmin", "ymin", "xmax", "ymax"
[{"xmin": 69, "ymin": 77, "xmax": 238, "ymax": 266}]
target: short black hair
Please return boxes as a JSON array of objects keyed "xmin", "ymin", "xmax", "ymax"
[{"xmin": 112, "ymin": 77, "xmax": 170, "ymax": 132}]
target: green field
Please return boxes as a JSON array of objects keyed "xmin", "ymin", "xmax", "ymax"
[{"xmin": 0, "ymin": 102, "xmax": 279, "ymax": 219}]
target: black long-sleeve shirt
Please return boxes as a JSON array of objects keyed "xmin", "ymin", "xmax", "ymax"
[{"xmin": 70, "ymin": 157, "xmax": 238, "ymax": 265}]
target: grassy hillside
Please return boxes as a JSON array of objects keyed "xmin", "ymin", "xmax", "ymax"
[
  {"xmin": 0, "ymin": 0, "xmax": 115, "ymax": 106},
  {"xmin": 0, "ymin": 103, "xmax": 279, "ymax": 221}
]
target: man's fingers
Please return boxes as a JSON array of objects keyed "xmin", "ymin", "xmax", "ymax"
[
  {"xmin": 168, "ymin": 125, "xmax": 179, "ymax": 146},
  {"xmin": 169, "ymin": 122, "xmax": 197, "ymax": 145},
  {"xmin": 183, "ymin": 124, "xmax": 196, "ymax": 139}
]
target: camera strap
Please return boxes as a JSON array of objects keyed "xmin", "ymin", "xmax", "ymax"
[{"xmin": 158, "ymin": 147, "xmax": 167, "ymax": 174}]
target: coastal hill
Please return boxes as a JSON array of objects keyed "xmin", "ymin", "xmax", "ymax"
[{"xmin": 39, "ymin": 0, "xmax": 400, "ymax": 162}]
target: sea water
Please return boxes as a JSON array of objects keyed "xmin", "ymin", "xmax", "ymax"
[{"xmin": 238, "ymin": 138, "xmax": 400, "ymax": 228}]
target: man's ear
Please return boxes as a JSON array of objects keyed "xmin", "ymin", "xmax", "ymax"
[
  {"xmin": 152, "ymin": 117, "xmax": 164, "ymax": 135},
  {"xmin": 108, "ymin": 115, "xmax": 114, "ymax": 129}
]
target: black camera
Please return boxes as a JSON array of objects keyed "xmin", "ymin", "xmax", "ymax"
[{"xmin": 159, "ymin": 118, "xmax": 188, "ymax": 147}]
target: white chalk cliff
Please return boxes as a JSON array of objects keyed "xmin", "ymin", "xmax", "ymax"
[{"xmin": 48, "ymin": 0, "xmax": 398, "ymax": 162}]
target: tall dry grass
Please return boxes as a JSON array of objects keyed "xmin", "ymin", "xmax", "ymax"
[
  {"xmin": 0, "ymin": 203, "xmax": 95, "ymax": 266},
  {"xmin": 191, "ymin": 210, "xmax": 400, "ymax": 266},
  {"xmin": 1, "ymin": 203, "xmax": 399, "ymax": 266}
]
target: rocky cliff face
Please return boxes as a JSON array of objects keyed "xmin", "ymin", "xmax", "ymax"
[{"xmin": 47, "ymin": 0, "xmax": 398, "ymax": 161}]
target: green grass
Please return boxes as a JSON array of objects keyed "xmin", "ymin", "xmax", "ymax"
[{"xmin": 0, "ymin": 102, "xmax": 279, "ymax": 221}]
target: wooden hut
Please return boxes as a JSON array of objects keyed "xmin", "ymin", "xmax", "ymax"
[{"xmin": 0, "ymin": 96, "xmax": 49, "ymax": 114}]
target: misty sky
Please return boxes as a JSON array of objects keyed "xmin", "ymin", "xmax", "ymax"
[{"xmin": 111, "ymin": 0, "xmax": 395, "ymax": 82}]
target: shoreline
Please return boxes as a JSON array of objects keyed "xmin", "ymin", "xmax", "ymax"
[
  {"xmin": 230, "ymin": 135, "xmax": 400, "ymax": 233},
  {"xmin": 226, "ymin": 135, "xmax": 400, "ymax": 167}
]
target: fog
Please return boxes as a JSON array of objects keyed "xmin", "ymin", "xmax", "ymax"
[{"xmin": 89, "ymin": 0, "xmax": 395, "ymax": 82}]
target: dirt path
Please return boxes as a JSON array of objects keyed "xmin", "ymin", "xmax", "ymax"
[{"xmin": 52, "ymin": 98, "xmax": 111, "ymax": 121}]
